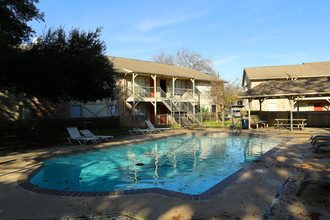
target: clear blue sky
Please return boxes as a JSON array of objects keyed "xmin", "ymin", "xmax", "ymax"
[{"xmin": 29, "ymin": 0, "xmax": 330, "ymax": 82}]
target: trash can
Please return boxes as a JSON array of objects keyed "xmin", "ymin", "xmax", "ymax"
[{"xmin": 242, "ymin": 119, "xmax": 249, "ymax": 129}]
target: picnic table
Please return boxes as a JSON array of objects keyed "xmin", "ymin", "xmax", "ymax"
[{"xmin": 275, "ymin": 119, "xmax": 307, "ymax": 130}]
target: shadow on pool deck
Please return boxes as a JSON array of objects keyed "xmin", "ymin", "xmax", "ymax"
[{"xmin": 0, "ymin": 127, "xmax": 329, "ymax": 219}]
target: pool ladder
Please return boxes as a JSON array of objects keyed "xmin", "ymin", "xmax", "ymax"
[{"xmin": 231, "ymin": 118, "xmax": 241, "ymax": 134}]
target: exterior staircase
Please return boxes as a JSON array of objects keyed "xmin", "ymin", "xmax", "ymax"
[
  {"xmin": 126, "ymin": 86, "xmax": 202, "ymax": 126},
  {"xmin": 157, "ymin": 88, "xmax": 202, "ymax": 126}
]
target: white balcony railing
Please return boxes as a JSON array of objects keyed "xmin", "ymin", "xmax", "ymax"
[
  {"xmin": 168, "ymin": 88, "xmax": 194, "ymax": 99},
  {"xmin": 127, "ymin": 86, "xmax": 200, "ymax": 100},
  {"xmin": 127, "ymin": 86, "xmax": 156, "ymax": 98}
]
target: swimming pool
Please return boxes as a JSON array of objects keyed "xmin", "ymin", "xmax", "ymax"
[{"xmin": 29, "ymin": 135, "xmax": 281, "ymax": 195}]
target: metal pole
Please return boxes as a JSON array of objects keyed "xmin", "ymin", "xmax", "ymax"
[
  {"xmin": 123, "ymin": 74, "xmax": 126, "ymax": 126},
  {"xmin": 179, "ymin": 111, "xmax": 181, "ymax": 126},
  {"xmin": 210, "ymin": 112, "xmax": 212, "ymax": 128},
  {"xmin": 248, "ymin": 99, "xmax": 251, "ymax": 129},
  {"xmin": 290, "ymin": 99, "xmax": 293, "ymax": 131},
  {"xmin": 152, "ymin": 75, "xmax": 157, "ymax": 125},
  {"xmin": 132, "ymin": 73, "xmax": 138, "ymax": 124}
]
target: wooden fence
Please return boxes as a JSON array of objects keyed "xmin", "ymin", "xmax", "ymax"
[{"xmin": 0, "ymin": 117, "xmax": 120, "ymax": 150}]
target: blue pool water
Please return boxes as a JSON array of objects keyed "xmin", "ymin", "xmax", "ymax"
[{"xmin": 30, "ymin": 136, "xmax": 280, "ymax": 194}]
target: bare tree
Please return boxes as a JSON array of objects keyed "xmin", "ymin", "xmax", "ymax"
[
  {"xmin": 153, "ymin": 47, "xmax": 216, "ymax": 75},
  {"xmin": 153, "ymin": 51, "xmax": 175, "ymax": 65},
  {"xmin": 210, "ymin": 79, "xmax": 242, "ymax": 126}
]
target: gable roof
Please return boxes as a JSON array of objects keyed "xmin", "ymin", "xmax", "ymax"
[
  {"xmin": 239, "ymin": 77, "xmax": 330, "ymax": 99},
  {"xmin": 108, "ymin": 56, "xmax": 221, "ymax": 82},
  {"xmin": 242, "ymin": 61, "xmax": 330, "ymax": 86}
]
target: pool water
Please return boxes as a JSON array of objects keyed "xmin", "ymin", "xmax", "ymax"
[{"xmin": 30, "ymin": 136, "xmax": 280, "ymax": 194}]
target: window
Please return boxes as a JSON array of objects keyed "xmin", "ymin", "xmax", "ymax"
[
  {"xmin": 134, "ymin": 76, "xmax": 146, "ymax": 87},
  {"xmin": 108, "ymin": 105, "xmax": 118, "ymax": 116},
  {"xmin": 268, "ymin": 103, "xmax": 277, "ymax": 111},
  {"xmin": 175, "ymin": 79, "xmax": 183, "ymax": 95},
  {"xmin": 134, "ymin": 76, "xmax": 147, "ymax": 96},
  {"xmin": 314, "ymin": 103, "xmax": 323, "ymax": 111},
  {"xmin": 71, "ymin": 105, "xmax": 82, "ymax": 118},
  {"xmin": 134, "ymin": 104, "xmax": 147, "ymax": 115},
  {"xmin": 19, "ymin": 105, "xmax": 31, "ymax": 120},
  {"xmin": 212, "ymin": 105, "xmax": 216, "ymax": 113}
]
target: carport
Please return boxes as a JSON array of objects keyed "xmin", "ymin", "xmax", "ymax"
[{"xmin": 238, "ymin": 77, "xmax": 330, "ymax": 131}]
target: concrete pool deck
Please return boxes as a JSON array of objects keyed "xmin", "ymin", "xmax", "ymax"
[{"xmin": 0, "ymin": 128, "xmax": 329, "ymax": 219}]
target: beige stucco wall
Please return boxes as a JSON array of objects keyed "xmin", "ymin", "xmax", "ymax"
[
  {"xmin": 196, "ymin": 81, "xmax": 214, "ymax": 111},
  {"xmin": 246, "ymin": 98, "xmax": 330, "ymax": 112},
  {"xmin": 249, "ymin": 99, "xmax": 291, "ymax": 111},
  {"xmin": 72, "ymin": 99, "xmax": 116, "ymax": 118}
]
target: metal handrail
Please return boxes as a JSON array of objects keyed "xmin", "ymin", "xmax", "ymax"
[
  {"xmin": 164, "ymin": 88, "xmax": 201, "ymax": 125},
  {"xmin": 128, "ymin": 86, "xmax": 156, "ymax": 97},
  {"xmin": 231, "ymin": 118, "xmax": 241, "ymax": 133},
  {"xmin": 126, "ymin": 86, "xmax": 201, "ymax": 125},
  {"xmin": 168, "ymin": 88, "xmax": 194, "ymax": 99}
]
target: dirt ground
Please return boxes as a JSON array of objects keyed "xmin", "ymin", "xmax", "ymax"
[{"xmin": 265, "ymin": 142, "xmax": 330, "ymax": 220}]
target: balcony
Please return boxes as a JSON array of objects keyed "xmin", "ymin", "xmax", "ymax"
[
  {"xmin": 126, "ymin": 86, "xmax": 198, "ymax": 102},
  {"xmin": 168, "ymin": 88, "xmax": 194, "ymax": 99}
]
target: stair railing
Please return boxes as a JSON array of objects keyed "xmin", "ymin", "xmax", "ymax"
[
  {"xmin": 231, "ymin": 118, "xmax": 241, "ymax": 134},
  {"xmin": 159, "ymin": 88, "xmax": 202, "ymax": 125}
]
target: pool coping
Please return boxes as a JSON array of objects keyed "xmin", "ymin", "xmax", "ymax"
[{"xmin": 17, "ymin": 132, "xmax": 291, "ymax": 200}]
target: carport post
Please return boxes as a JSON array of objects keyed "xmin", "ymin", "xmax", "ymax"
[
  {"xmin": 259, "ymin": 98, "xmax": 264, "ymax": 111},
  {"xmin": 289, "ymin": 98, "xmax": 293, "ymax": 131}
]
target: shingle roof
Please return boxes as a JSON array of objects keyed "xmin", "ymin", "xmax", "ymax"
[
  {"xmin": 108, "ymin": 56, "xmax": 221, "ymax": 82},
  {"xmin": 243, "ymin": 61, "xmax": 330, "ymax": 85},
  {"xmin": 239, "ymin": 77, "xmax": 330, "ymax": 99}
]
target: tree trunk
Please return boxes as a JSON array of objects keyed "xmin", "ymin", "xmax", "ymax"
[
  {"xmin": 215, "ymin": 104, "xmax": 220, "ymax": 122},
  {"xmin": 220, "ymin": 104, "xmax": 225, "ymax": 127}
]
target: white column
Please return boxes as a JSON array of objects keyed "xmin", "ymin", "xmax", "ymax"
[
  {"xmin": 123, "ymin": 73, "xmax": 127, "ymax": 125},
  {"xmin": 190, "ymin": 78, "xmax": 195, "ymax": 98},
  {"xmin": 190, "ymin": 78, "xmax": 196, "ymax": 116},
  {"xmin": 248, "ymin": 99, "xmax": 251, "ymax": 129},
  {"xmin": 172, "ymin": 77, "xmax": 177, "ymax": 95},
  {"xmin": 132, "ymin": 73, "xmax": 138, "ymax": 117},
  {"xmin": 151, "ymin": 74, "xmax": 157, "ymax": 123},
  {"xmin": 289, "ymin": 98, "xmax": 293, "ymax": 131}
]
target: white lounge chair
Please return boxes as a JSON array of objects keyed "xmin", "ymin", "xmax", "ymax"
[
  {"xmin": 145, "ymin": 120, "xmax": 170, "ymax": 133},
  {"xmin": 129, "ymin": 128, "xmax": 153, "ymax": 135},
  {"xmin": 80, "ymin": 129, "xmax": 113, "ymax": 142},
  {"xmin": 66, "ymin": 127, "xmax": 99, "ymax": 145}
]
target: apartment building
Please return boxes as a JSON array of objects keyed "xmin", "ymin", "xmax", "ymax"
[
  {"xmin": 242, "ymin": 61, "xmax": 330, "ymax": 111},
  {"xmin": 73, "ymin": 56, "xmax": 223, "ymax": 125}
]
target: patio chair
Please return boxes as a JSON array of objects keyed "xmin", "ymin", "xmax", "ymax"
[
  {"xmin": 80, "ymin": 129, "xmax": 113, "ymax": 142},
  {"xmin": 296, "ymin": 171, "xmax": 330, "ymax": 196},
  {"xmin": 250, "ymin": 115, "xmax": 268, "ymax": 129},
  {"xmin": 181, "ymin": 116, "xmax": 199, "ymax": 129},
  {"xmin": 66, "ymin": 127, "xmax": 99, "ymax": 145},
  {"xmin": 310, "ymin": 135, "xmax": 330, "ymax": 145},
  {"xmin": 129, "ymin": 128, "xmax": 153, "ymax": 135},
  {"xmin": 312, "ymin": 141, "xmax": 330, "ymax": 152},
  {"xmin": 145, "ymin": 120, "xmax": 170, "ymax": 133},
  {"xmin": 310, "ymin": 133, "xmax": 330, "ymax": 140}
]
